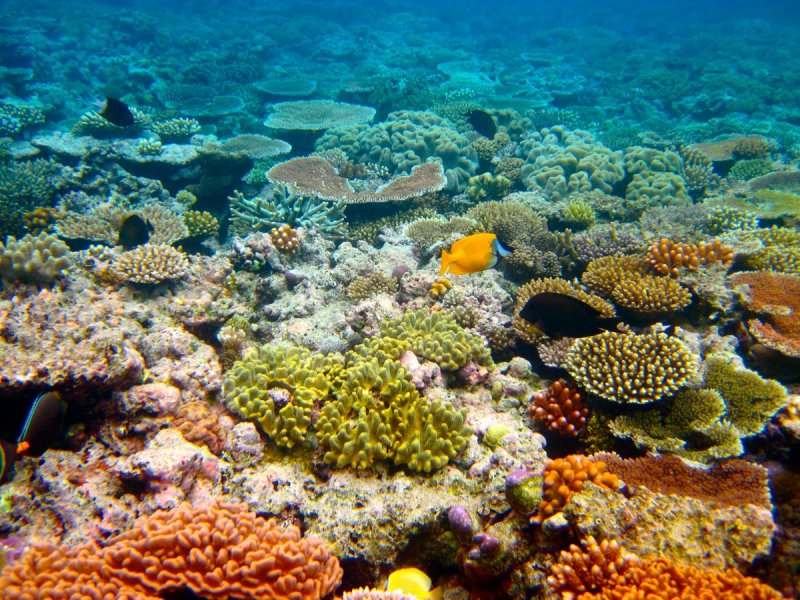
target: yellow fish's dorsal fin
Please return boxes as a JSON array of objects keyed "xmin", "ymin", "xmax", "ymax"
[{"xmin": 387, "ymin": 567, "xmax": 437, "ymax": 598}]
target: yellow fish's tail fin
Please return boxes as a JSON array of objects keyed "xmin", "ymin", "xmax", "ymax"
[{"xmin": 440, "ymin": 248, "xmax": 452, "ymax": 275}]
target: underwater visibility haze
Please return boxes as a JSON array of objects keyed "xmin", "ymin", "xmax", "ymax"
[{"xmin": 1, "ymin": 0, "xmax": 800, "ymax": 597}]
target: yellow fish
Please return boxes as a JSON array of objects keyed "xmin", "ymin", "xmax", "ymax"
[
  {"xmin": 386, "ymin": 567, "xmax": 442, "ymax": 599},
  {"xmin": 440, "ymin": 232, "xmax": 510, "ymax": 276}
]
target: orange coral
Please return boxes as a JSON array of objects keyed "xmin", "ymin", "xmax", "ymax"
[
  {"xmin": 531, "ymin": 455, "xmax": 619, "ymax": 524},
  {"xmin": 271, "ymin": 223, "xmax": 301, "ymax": 253},
  {"xmin": 530, "ymin": 379, "xmax": 589, "ymax": 437},
  {"xmin": 0, "ymin": 501, "xmax": 343, "ymax": 600},
  {"xmin": 647, "ymin": 238, "xmax": 733, "ymax": 277},
  {"xmin": 175, "ymin": 401, "xmax": 230, "ymax": 455},
  {"xmin": 730, "ymin": 271, "xmax": 800, "ymax": 358},
  {"xmin": 23, "ymin": 206, "xmax": 60, "ymax": 234},
  {"xmin": 430, "ymin": 277, "xmax": 452, "ymax": 298},
  {"xmin": 548, "ymin": 536, "xmax": 782, "ymax": 599}
]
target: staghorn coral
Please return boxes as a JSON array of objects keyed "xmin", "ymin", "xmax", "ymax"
[
  {"xmin": 729, "ymin": 158, "xmax": 774, "ymax": 181},
  {"xmin": 224, "ymin": 345, "xmax": 341, "ymax": 448},
  {"xmin": 512, "ymin": 278, "xmax": 615, "ymax": 343},
  {"xmin": 0, "ymin": 231, "xmax": 71, "ymax": 283},
  {"xmin": 741, "ymin": 226, "xmax": 800, "ymax": 274},
  {"xmin": 531, "ymin": 455, "xmax": 620, "ymax": 524},
  {"xmin": 678, "ymin": 144, "xmax": 720, "ymax": 197},
  {"xmin": 267, "ymin": 156, "xmax": 446, "ymax": 203},
  {"xmin": 228, "ymin": 184, "xmax": 346, "ymax": 240},
  {"xmin": 730, "ymin": 271, "xmax": 800, "ymax": 358},
  {"xmin": 558, "ymin": 198, "xmax": 596, "ymax": 230},
  {"xmin": 265, "ymin": 99, "xmax": 375, "ymax": 130},
  {"xmin": 519, "ymin": 126, "xmax": 625, "ymax": 201},
  {"xmin": 646, "ymin": 237, "xmax": 733, "ymax": 277},
  {"xmin": 352, "ymin": 309, "xmax": 493, "ymax": 371},
  {"xmin": 705, "ymin": 205, "xmax": 759, "ymax": 235},
  {"xmin": 110, "ymin": 244, "xmax": 189, "ymax": 285},
  {"xmin": 316, "ymin": 110, "xmax": 479, "ymax": 192},
  {"xmin": 547, "ymin": 535, "xmax": 781, "ymax": 599},
  {"xmin": 564, "ymin": 332, "xmax": 698, "ymax": 404},
  {"xmin": 529, "ymin": 379, "xmax": 589, "ymax": 437},
  {"xmin": 0, "ymin": 501, "xmax": 342, "ymax": 599},
  {"xmin": 347, "ymin": 272, "xmax": 399, "ymax": 301}
]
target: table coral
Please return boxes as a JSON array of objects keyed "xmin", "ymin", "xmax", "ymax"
[
  {"xmin": 0, "ymin": 501, "xmax": 343, "ymax": 599},
  {"xmin": 265, "ymin": 99, "xmax": 375, "ymax": 130},
  {"xmin": 564, "ymin": 332, "xmax": 698, "ymax": 404}
]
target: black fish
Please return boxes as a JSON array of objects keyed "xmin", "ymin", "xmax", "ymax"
[
  {"xmin": 17, "ymin": 391, "xmax": 67, "ymax": 457},
  {"xmin": 0, "ymin": 440, "xmax": 17, "ymax": 483},
  {"xmin": 99, "ymin": 96, "xmax": 135, "ymax": 127},
  {"xmin": 466, "ymin": 109, "xmax": 497, "ymax": 139},
  {"xmin": 519, "ymin": 292, "xmax": 620, "ymax": 339},
  {"xmin": 117, "ymin": 214, "xmax": 153, "ymax": 249}
]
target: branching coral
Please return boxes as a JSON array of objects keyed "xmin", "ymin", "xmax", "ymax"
[
  {"xmin": 56, "ymin": 203, "xmax": 189, "ymax": 246},
  {"xmin": 0, "ymin": 158, "xmax": 63, "ymax": 238},
  {"xmin": 547, "ymin": 535, "xmax": 781, "ymax": 599},
  {"xmin": 228, "ymin": 184, "xmax": 346, "ymax": 240},
  {"xmin": 564, "ymin": 332, "xmax": 698, "ymax": 404},
  {"xmin": 347, "ymin": 272, "xmax": 399, "ymax": 301},
  {"xmin": 0, "ymin": 501, "xmax": 343, "ymax": 599},
  {"xmin": 646, "ymin": 238, "xmax": 733, "ymax": 277},
  {"xmin": 530, "ymin": 379, "xmax": 589, "ymax": 437},
  {"xmin": 110, "ymin": 244, "xmax": 189, "ymax": 285}
]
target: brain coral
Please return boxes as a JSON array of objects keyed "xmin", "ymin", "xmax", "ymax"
[
  {"xmin": 316, "ymin": 110, "xmax": 479, "ymax": 192},
  {"xmin": 0, "ymin": 501, "xmax": 343, "ymax": 599},
  {"xmin": 518, "ymin": 126, "xmax": 625, "ymax": 200},
  {"xmin": 564, "ymin": 332, "xmax": 698, "ymax": 404}
]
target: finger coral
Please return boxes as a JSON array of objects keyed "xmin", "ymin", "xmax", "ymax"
[
  {"xmin": 564, "ymin": 332, "xmax": 698, "ymax": 404},
  {"xmin": 530, "ymin": 379, "xmax": 589, "ymax": 437},
  {"xmin": 547, "ymin": 535, "xmax": 781, "ymax": 599},
  {"xmin": 646, "ymin": 237, "xmax": 733, "ymax": 278},
  {"xmin": 0, "ymin": 501, "xmax": 343, "ymax": 599},
  {"xmin": 531, "ymin": 455, "xmax": 619, "ymax": 524}
]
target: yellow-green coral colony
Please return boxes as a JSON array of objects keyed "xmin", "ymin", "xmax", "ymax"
[
  {"xmin": 564, "ymin": 332, "xmax": 698, "ymax": 404},
  {"xmin": 223, "ymin": 344, "xmax": 471, "ymax": 472}
]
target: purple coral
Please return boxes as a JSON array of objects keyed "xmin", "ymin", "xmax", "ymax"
[{"xmin": 447, "ymin": 505, "xmax": 478, "ymax": 545}]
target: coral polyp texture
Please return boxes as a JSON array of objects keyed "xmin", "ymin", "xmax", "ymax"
[
  {"xmin": 0, "ymin": 501, "xmax": 343, "ymax": 599},
  {"xmin": 547, "ymin": 535, "xmax": 781, "ymax": 599},
  {"xmin": 564, "ymin": 332, "xmax": 698, "ymax": 404},
  {"xmin": 110, "ymin": 243, "xmax": 190, "ymax": 284}
]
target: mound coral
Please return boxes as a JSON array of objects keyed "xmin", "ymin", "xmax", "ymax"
[
  {"xmin": 0, "ymin": 501, "xmax": 342, "ymax": 599},
  {"xmin": 547, "ymin": 535, "xmax": 781, "ymax": 599},
  {"xmin": 110, "ymin": 244, "xmax": 189, "ymax": 285},
  {"xmin": 0, "ymin": 231, "xmax": 71, "ymax": 283},
  {"xmin": 316, "ymin": 110, "xmax": 479, "ymax": 192},
  {"xmin": 347, "ymin": 272, "xmax": 399, "ymax": 301},
  {"xmin": 564, "ymin": 332, "xmax": 698, "ymax": 404},
  {"xmin": 465, "ymin": 172, "xmax": 511, "ymax": 200}
]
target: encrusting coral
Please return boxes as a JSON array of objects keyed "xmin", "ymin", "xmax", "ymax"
[
  {"xmin": 564, "ymin": 332, "xmax": 698, "ymax": 404},
  {"xmin": 0, "ymin": 501, "xmax": 343, "ymax": 599}
]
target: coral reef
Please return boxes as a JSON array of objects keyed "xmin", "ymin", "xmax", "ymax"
[
  {"xmin": 110, "ymin": 244, "xmax": 190, "ymax": 285},
  {"xmin": 529, "ymin": 379, "xmax": 588, "ymax": 437},
  {"xmin": 265, "ymin": 99, "xmax": 376, "ymax": 130},
  {"xmin": 0, "ymin": 231, "xmax": 71, "ymax": 283},
  {"xmin": 646, "ymin": 237, "xmax": 734, "ymax": 277}
]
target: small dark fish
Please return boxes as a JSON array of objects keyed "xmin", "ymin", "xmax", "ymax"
[
  {"xmin": 99, "ymin": 96, "xmax": 135, "ymax": 127},
  {"xmin": 17, "ymin": 391, "xmax": 67, "ymax": 457},
  {"xmin": 0, "ymin": 440, "xmax": 17, "ymax": 483},
  {"xmin": 466, "ymin": 109, "xmax": 497, "ymax": 139},
  {"xmin": 519, "ymin": 292, "xmax": 620, "ymax": 339},
  {"xmin": 117, "ymin": 214, "xmax": 153, "ymax": 249}
]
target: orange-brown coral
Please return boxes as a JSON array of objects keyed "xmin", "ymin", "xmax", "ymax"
[
  {"xmin": 174, "ymin": 401, "xmax": 230, "ymax": 455},
  {"xmin": 548, "ymin": 535, "xmax": 782, "ymax": 599},
  {"xmin": 270, "ymin": 223, "xmax": 301, "ymax": 253},
  {"xmin": 646, "ymin": 238, "xmax": 733, "ymax": 277},
  {"xmin": 23, "ymin": 206, "xmax": 60, "ymax": 234},
  {"xmin": 730, "ymin": 271, "xmax": 800, "ymax": 358},
  {"xmin": 0, "ymin": 501, "xmax": 343, "ymax": 599},
  {"xmin": 530, "ymin": 379, "xmax": 589, "ymax": 437},
  {"xmin": 531, "ymin": 455, "xmax": 619, "ymax": 524},
  {"xmin": 595, "ymin": 453, "xmax": 771, "ymax": 510}
]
